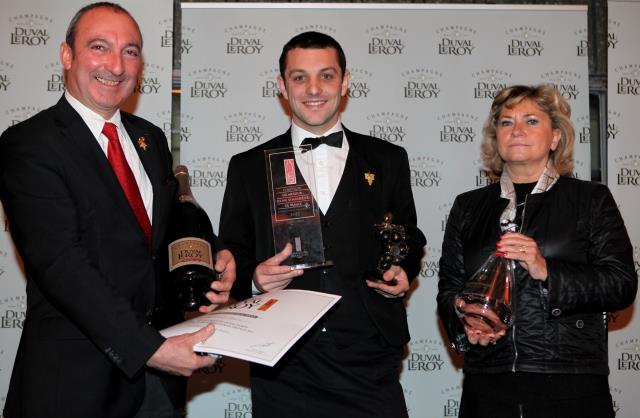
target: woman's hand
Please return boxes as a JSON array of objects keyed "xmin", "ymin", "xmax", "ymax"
[{"xmin": 498, "ymin": 232, "xmax": 548, "ymax": 281}]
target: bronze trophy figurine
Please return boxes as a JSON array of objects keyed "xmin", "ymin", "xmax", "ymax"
[{"xmin": 364, "ymin": 213, "xmax": 409, "ymax": 284}]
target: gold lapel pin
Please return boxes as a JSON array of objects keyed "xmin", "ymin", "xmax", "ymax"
[
  {"xmin": 364, "ymin": 172, "xmax": 375, "ymax": 186},
  {"xmin": 137, "ymin": 136, "xmax": 148, "ymax": 151}
]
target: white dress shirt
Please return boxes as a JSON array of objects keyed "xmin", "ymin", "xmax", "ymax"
[
  {"xmin": 291, "ymin": 121, "xmax": 348, "ymax": 215},
  {"xmin": 65, "ymin": 92, "xmax": 154, "ymax": 222}
]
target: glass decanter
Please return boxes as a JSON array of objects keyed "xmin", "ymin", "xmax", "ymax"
[{"xmin": 454, "ymin": 221, "xmax": 516, "ymax": 333}]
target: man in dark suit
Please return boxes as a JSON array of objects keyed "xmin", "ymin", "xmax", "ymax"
[
  {"xmin": 219, "ymin": 31, "xmax": 426, "ymax": 418},
  {"xmin": 0, "ymin": 3, "xmax": 235, "ymax": 418}
]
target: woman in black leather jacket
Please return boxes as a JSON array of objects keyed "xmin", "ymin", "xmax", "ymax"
[{"xmin": 437, "ymin": 84, "xmax": 637, "ymax": 418}]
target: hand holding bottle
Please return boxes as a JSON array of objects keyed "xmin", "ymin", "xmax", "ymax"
[
  {"xmin": 199, "ymin": 249, "xmax": 236, "ymax": 313},
  {"xmin": 498, "ymin": 232, "xmax": 548, "ymax": 281}
]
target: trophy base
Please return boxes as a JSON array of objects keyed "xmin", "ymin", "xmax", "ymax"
[{"xmin": 363, "ymin": 270, "xmax": 397, "ymax": 286}]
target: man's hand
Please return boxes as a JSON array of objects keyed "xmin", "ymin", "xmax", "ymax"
[
  {"xmin": 200, "ymin": 249, "xmax": 236, "ymax": 313},
  {"xmin": 253, "ymin": 243, "xmax": 303, "ymax": 292},
  {"xmin": 147, "ymin": 324, "xmax": 217, "ymax": 376},
  {"xmin": 366, "ymin": 265, "xmax": 410, "ymax": 298}
]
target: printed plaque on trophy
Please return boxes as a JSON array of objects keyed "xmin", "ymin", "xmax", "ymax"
[{"xmin": 265, "ymin": 147, "xmax": 331, "ymax": 269}]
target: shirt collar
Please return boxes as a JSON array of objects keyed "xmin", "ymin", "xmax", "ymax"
[
  {"xmin": 291, "ymin": 120, "xmax": 343, "ymax": 147},
  {"xmin": 65, "ymin": 92, "xmax": 122, "ymax": 140}
]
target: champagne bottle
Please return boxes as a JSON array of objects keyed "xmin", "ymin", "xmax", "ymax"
[{"xmin": 168, "ymin": 165, "xmax": 217, "ymax": 311}]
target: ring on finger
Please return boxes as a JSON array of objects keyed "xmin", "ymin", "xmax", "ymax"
[{"xmin": 519, "ymin": 245, "xmax": 526, "ymax": 254}]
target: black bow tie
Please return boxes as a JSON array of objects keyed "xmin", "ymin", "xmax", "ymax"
[{"xmin": 300, "ymin": 131, "xmax": 343, "ymax": 151}]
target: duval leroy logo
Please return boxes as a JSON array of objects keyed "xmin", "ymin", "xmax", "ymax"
[
  {"xmin": 179, "ymin": 114, "xmax": 194, "ymax": 143},
  {"xmin": 574, "ymin": 27, "xmax": 588, "ymax": 56},
  {"xmin": 366, "ymin": 25, "xmax": 407, "ymax": 55},
  {"xmin": 438, "ymin": 201, "xmax": 453, "ymax": 232},
  {"xmin": 135, "ymin": 63, "xmax": 164, "ymax": 95},
  {"xmin": 438, "ymin": 112, "xmax": 478, "ymax": 144},
  {"xmin": 608, "ymin": 109, "xmax": 620, "ymax": 141},
  {"xmin": 472, "ymin": 69, "xmax": 512, "ymax": 100},
  {"xmin": 189, "ymin": 68, "xmax": 230, "ymax": 99},
  {"xmin": 610, "ymin": 386, "xmax": 623, "ymax": 416},
  {"xmin": 406, "ymin": 338, "xmax": 447, "ymax": 372},
  {"xmin": 439, "ymin": 385, "xmax": 463, "ymax": 417},
  {"xmin": 615, "ymin": 338, "xmax": 640, "ymax": 370},
  {"xmin": 608, "ymin": 19, "xmax": 620, "ymax": 49},
  {"xmin": 224, "ymin": 111, "xmax": 265, "ymax": 143},
  {"xmin": 436, "ymin": 25, "xmax": 476, "ymax": 56},
  {"xmin": 185, "ymin": 156, "xmax": 228, "ymax": 188},
  {"xmin": 4, "ymin": 105, "xmax": 41, "ymax": 127},
  {"xmin": 575, "ymin": 114, "xmax": 590, "ymax": 144},
  {"xmin": 474, "ymin": 158, "xmax": 498, "ymax": 188},
  {"xmin": 367, "ymin": 111, "xmax": 408, "ymax": 143},
  {"xmin": 8, "ymin": 14, "xmax": 53, "ymax": 46},
  {"xmin": 225, "ymin": 24, "xmax": 266, "ymax": 55},
  {"xmin": 348, "ymin": 68, "xmax": 372, "ymax": 99},
  {"xmin": 614, "ymin": 154, "xmax": 640, "ymax": 186},
  {"xmin": 222, "ymin": 387, "xmax": 252, "ymax": 417},
  {"xmin": 410, "ymin": 156, "xmax": 444, "ymax": 188},
  {"xmin": 294, "ymin": 24, "xmax": 337, "ymax": 36},
  {"xmin": 541, "ymin": 70, "xmax": 581, "ymax": 100},
  {"xmin": 420, "ymin": 246, "xmax": 441, "ymax": 279},
  {"xmin": 0, "ymin": 60, "xmax": 14, "ymax": 93},
  {"xmin": 402, "ymin": 68, "xmax": 442, "ymax": 99},
  {"xmin": 615, "ymin": 64, "xmax": 640, "ymax": 96},
  {"xmin": 160, "ymin": 18, "xmax": 195, "ymax": 54},
  {"xmin": 44, "ymin": 61, "xmax": 64, "ymax": 93},
  {"xmin": 572, "ymin": 159, "xmax": 586, "ymax": 180},
  {"xmin": 0, "ymin": 295, "xmax": 26, "ymax": 329},
  {"xmin": 258, "ymin": 68, "xmax": 280, "ymax": 98},
  {"xmin": 505, "ymin": 26, "xmax": 545, "ymax": 57},
  {"xmin": 156, "ymin": 111, "xmax": 193, "ymax": 143}
]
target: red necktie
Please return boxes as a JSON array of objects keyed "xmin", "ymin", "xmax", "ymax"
[{"xmin": 102, "ymin": 122, "xmax": 152, "ymax": 246}]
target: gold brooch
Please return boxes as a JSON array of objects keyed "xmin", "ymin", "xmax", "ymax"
[
  {"xmin": 364, "ymin": 172, "xmax": 375, "ymax": 186},
  {"xmin": 137, "ymin": 137, "xmax": 148, "ymax": 151}
]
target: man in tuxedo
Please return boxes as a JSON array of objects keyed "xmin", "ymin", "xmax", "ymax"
[
  {"xmin": 219, "ymin": 31, "xmax": 426, "ymax": 417},
  {"xmin": 0, "ymin": 3, "xmax": 235, "ymax": 418}
]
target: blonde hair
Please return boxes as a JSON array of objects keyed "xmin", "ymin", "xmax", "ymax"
[{"xmin": 481, "ymin": 84, "xmax": 575, "ymax": 177}]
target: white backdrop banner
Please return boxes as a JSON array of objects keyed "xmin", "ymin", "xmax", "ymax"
[
  {"xmin": 0, "ymin": 0, "xmax": 173, "ymax": 413},
  {"xmin": 180, "ymin": 4, "xmax": 594, "ymax": 418},
  {"xmin": 608, "ymin": 2, "xmax": 640, "ymax": 418}
]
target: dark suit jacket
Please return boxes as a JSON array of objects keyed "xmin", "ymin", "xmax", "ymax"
[
  {"xmin": 220, "ymin": 127, "xmax": 425, "ymax": 347},
  {"xmin": 0, "ymin": 97, "xmax": 180, "ymax": 418}
]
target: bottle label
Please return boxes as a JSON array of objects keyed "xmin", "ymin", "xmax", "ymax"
[{"xmin": 168, "ymin": 237, "xmax": 213, "ymax": 271}]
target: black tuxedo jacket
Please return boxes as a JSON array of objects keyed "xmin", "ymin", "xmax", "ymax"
[
  {"xmin": 0, "ymin": 97, "xmax": 180, "ymax": 418},
  {"xmin": 220, "ymin": 127, "xmax": 425, "ymax": 347}
]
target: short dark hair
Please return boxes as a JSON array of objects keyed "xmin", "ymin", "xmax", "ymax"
[
  {"xmin": 278, "ymin": 31, "xmax": 347, "ymax": 79},
  {"xmin": 65, "ymin": 2, "xmax": 141, "ymax": 49}
]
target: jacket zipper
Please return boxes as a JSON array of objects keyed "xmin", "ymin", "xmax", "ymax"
[{"xmin": 511, "ymin": 193, "xmax": 528, "ymax": 372}]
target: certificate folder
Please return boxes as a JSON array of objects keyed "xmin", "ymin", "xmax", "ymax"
[{"xmin": 161, "ymin": 289, "xmax": 341, "ymax": 367}]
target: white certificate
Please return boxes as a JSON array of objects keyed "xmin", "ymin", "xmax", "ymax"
[{"xmin": 160, "ymin": 289, "xmax": 341, "ymax": 367}]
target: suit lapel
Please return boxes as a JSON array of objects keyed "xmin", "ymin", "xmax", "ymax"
[
  {"xmin": 54, "ymin": 98, "xmax": 130, "ymax": 208},
  {"xmin": 121, "ymin": 115, "xmax": 170, "ymax": 252}
]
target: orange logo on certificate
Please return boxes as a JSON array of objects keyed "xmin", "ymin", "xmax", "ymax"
[{"xmin": 258, "ymin": 298, "xmax": 278, "ymax": 311}]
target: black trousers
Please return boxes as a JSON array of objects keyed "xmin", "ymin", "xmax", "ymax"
[
  {"xmin": 250, "ymin": 330, "xmax": 407, "ymax": 418},
  {"xmin": 459, "ymin": 372, "xmax": 614, "ymax": 418}
]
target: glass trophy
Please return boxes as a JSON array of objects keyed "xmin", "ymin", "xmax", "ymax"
[
  {"xmin": 265, "ymin": 147, "xmax": 332, "ymax": 269},
  {"xmin": 454, "ymin": 221, "xmax": 516, "ymax": 332},
  {"xmin": 363, "ymin": 213, "xmax": 409, "ymax": 284}
]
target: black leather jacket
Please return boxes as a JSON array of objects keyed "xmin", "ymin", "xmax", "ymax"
[{"xmin": 437, "ymin": 176, "xmax": 637, "ymax": 375}]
